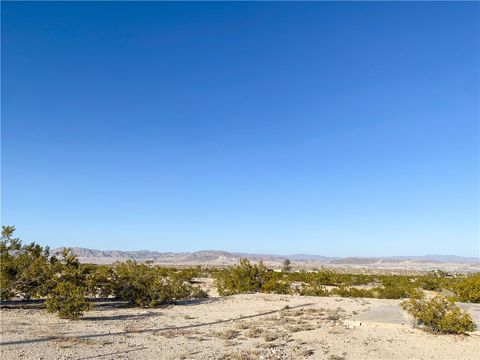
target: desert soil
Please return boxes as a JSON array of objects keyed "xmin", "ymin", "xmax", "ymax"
[{"xmin": 1, "ymin": 279, "xmax": 479, "ymax": 360}]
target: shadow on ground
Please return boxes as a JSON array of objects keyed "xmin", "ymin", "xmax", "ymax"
[
  {"xmin": 0, "ymin": 303, "xmax": 313, "ymax": 346},
  {"xmin": 0, "ymin": 296, "xmax": 216, "ymax": 310},
  {"xmin": 81, "ymin": 311, "xmax": 163, "ymax": 321}
]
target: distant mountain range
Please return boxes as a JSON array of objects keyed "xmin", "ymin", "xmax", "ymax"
[{"xmin": 53, "ymin": 247, "xmax": 480, "ymax": 266}]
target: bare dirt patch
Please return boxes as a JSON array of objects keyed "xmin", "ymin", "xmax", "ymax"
[{"xmin": 1, "ymin": 292, "xmax": 479, "ymax": 359}]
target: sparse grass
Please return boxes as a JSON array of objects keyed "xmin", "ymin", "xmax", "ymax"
[
  {"xmin": 234, "ymin": 321, "xmax": 250, "ymax": 330},
  {"xmin": 157, "ymin": 329, "xmax": 196, "ymax": 338},
  {"xmin": 298, "ymin": 349, "xmax": 315, "ymax": 357},
  {"xmin": 262, "ymin": 331, "xmax": 280, "ymax": 342},
  {"xmin": 224, "ymin": 340, "xmax": 239, "ymax": 347},
  {"xmin": 222, "ymin": 349, "xmax": 274, "ymax": 360},
  {"xmin": 55, "ymin": 336, "xmax": 96, "ymax": 348},
  {"xmin": 215, "ymin": 329, "xmax": 240, "ymax": 340},
  {"xmin": 286, "ymin": 323, "xmax": 315, "ymax": 332},
  {"xmin": 326, "ymin": 309, "xmax": 342, "ymax": 321},
  {"xmin": 246, "ymin": 325, "xmax": 264, "ymax": 338},
  {"xmin": 222, "ymin": 352, "xmax": 247, "ymax": 360}
]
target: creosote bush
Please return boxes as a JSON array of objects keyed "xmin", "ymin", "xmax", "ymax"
[
  {"xmin": 214, "ymin": 258, "xmax": 270, "ymax": 296},
  {"xmin": 261, "ymin": 274, "xmax": 292, "ymax": 295},
  {"xmin": 213, "ymin": 257, "xmax": 480, "ymax": 304},
  {"xmin": 1, "ymin": 226, "xmax": 54, "ymax": 300},
  {"xmin": 86, "ymin": 265, "xmax": 115, "ymax": 298},
  {"xmin": 402, "ymin": 295, "xmax": 476, "ymax": 334},
  {"xmin": 113, "ymin": 261, "xmax": 206, "ymax": 307},
  {"xmin": 45, "ymin": 282, "xmax": 92, "ymax": 319},
  {"xmin": 298, "ymin": 282, "xmax": 329, "ymax": 297},
  {"xmin": 331, "ymin": 286, "xmax": 375, "ymax": 298},
  {"xmin": 1, "ymin": 226, "xmax": 208, "ymax": 319},
  {"xmin": 450, "ymin": 274, "xmax": 480, "ymax": 303}
]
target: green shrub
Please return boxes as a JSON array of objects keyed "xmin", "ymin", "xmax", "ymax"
[
  {"xmin": 0, "ymin": 226, "xmax": 54, "ymax": 300},
  {"xmin": 332, "ymin": 286, "xmax": 375, "ymax": 298},
  {"xmin": 214, "ymin": 258, "xmax": 270, "ymax": 296},
  {"xmin": 113, "ymin": 261, "xmax": 206, "ymax": 307},
  {"xmin": 402, "ymin": 295, "xmax": 476, "ymax": 334},
  {"xmin": 261, "ymin": 275, "xmax": 292, "ymax": 294},
  {"xmin": 286, "ymin": 270, "xmax": 375, "ymax": 287},
  {"xmin": 297, "ymin": 269, "xmax": 336, "ymax": 286},
  {"xmin": 45, "ymin": 282, "xmax": 92, "ymax": 319},
  {"xmin": 0, "ymin": 226, "xmax": 20, "ymax": 300},
  {"xmin": 86, "ymin": 265, "xmax": 115, "ymax": 298},
  {"xmin": 14, "ymin": 250, "xmax": 54, "ymax": 300},
  {"xmin": 176, "ymin": 266, "xmax": 204, "ymax": 281},
  {"xmin": 377, "ymin": 276, "xmax": 419, "ymax": 299},
  {"xmin": 416, "ymin": 274, "xmax": 446, "ymax": 291},
  {"xmin": 298, "ymin": 282, "xmax": 329, "ymax": 297},
  {"xmin": 451, "ymin": 274, "xmax": 480, "ymax": 303},
  {"xmin": 50, "ymin": 248, "xmax": 87, "ymax": 288},
  {"xmin": 190, "ymin": 286, "xmax": 209, "ymax": 299}
]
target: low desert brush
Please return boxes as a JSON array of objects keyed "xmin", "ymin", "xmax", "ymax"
[
  {"xmin": 401, "ymin": 295, "xmax": 476, "ymax": 334},
  {"xmin": 45, "ymin": 282, "xmax": 92, "ymax": 319}
]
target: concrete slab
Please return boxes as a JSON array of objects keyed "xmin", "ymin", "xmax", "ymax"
[
  {"xmin": 352, "ymin": 304, "xmax": 411, "ymax": 325},
  {"xmin": 351, "ymin": 302, "xmax": 480, "ymax": 329}
]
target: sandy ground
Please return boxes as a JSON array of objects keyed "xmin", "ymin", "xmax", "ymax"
[{"xmin": 1, "ymin": 281, "xmax": 479, "ymax": 360}]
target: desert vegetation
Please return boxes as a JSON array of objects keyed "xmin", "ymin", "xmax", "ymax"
[
  {"xmin": 214, "ymin": 258, "xmax": 291, "ymax": 296},
  {"xmin": 1, "ymin": 226, "xmax": 207, "ymax": 319},
  {"xmin": 401, "ymin": 295, "xmax": 476, "ymax": 334},
  {"xmin": 213, "ymin": 259, "xmax": 479, "ymax": 304},
  {"xmin": 1, "ymin": 225, "xmax": 479, "ymax": 335}
]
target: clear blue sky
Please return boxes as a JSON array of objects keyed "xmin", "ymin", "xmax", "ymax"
[{"xmin": 2, "ymin": 2, "xmax": 479, "ymax": 257}]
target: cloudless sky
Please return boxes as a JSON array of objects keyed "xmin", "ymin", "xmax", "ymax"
[{"xmin": 2, "ymin": 2, "xmax": 479, "ymax": 257}]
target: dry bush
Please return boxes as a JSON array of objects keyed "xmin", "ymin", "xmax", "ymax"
[
  {"xmin": 298, "ymin": 349, "xmax": 315, "ymax": 357},
  {"xmin": 286, "ymin": 323, "xmax": 315, "ymax": 333},
  {"xmin": 234, "ymin": 321, "xmax": 250, "ymax": 330},
  {"xmin": 215, "ymin": 329, "xmax": 240, "ymax": 340},
  {"xmin": 262, "ymin": 332, "xmax": 280, "ymax": 342},
  {"xmin": 157, "ymin": 329, "xmax": 196, "ymax": 338},
  {"xmin": 222, "ymin": 349, "xmax": 271, "ymax": 360},
  {"xmin": 246, "ymin": 325, "xmax": 264, "ymax": 338}
]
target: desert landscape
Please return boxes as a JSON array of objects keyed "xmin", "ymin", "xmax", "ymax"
[
  {"xmin": 1, "ymin": 226, "xmax": 479, "ymax": 360},
  {"xmin": 1, "ymin": 278, "xmax": 480, "ymax": 360},
  {"xmin": 3, "ymin": 2, "xmax": 479, "ymax": 359},
  {"xmin": 62, "ymin": 247, "xmax": 480, "ymax": 274}
]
